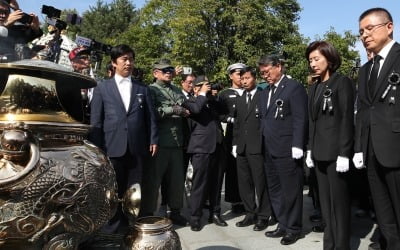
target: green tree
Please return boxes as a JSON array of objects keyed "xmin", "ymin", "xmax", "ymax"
[{"xmin": 122, "ymin": 0, "xmax": 302, "ymax": 84}]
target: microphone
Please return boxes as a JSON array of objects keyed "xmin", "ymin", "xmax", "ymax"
[{"xmin": 0, "ymin": 26, "xmax": 8, "ymax": 37}]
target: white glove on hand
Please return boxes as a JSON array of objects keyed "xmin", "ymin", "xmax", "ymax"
[
  {"xmin": 352, "ymin": 152, "xmax": 365, "ymax": 169},
  {"xmin": 336, "ymin": 156, "xmax": 349, "ymax": 172},
  {"xmin": 292, "ymin": 147, "xmax": 303, "ymax": 159},
  {"xmin": 231, "ymin": 145, "xmax": 237, "ymax": 158},
  {"xmin": 305, "ymin": 150, "xmax": 314, "ymax": 168}
]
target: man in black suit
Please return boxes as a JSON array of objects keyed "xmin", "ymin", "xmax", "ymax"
[
  {"xmin": 233, "ymin": 67, "xmax": 271, "ymax": 231},
  {"xmin": 258, "ymin": 55, "xmax": 308, "ymax": 245},
  {"xmin": 181, "ymin": 76, "xmax": 227, "ymax": 231},
  {"xmin": 90, "ymin": 44, "xmax": 158, "ymax": 233},
  {"xmin": 353, "ymin": 8, "xmax": 400, "ymax": 249}
]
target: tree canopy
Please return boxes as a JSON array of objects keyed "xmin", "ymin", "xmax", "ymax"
[{"xmin": 57, "ymin": 0, "xmax": 360, "ymax": 84}]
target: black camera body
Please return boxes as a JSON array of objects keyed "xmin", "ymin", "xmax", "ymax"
[
  {"xmin": 210, "ymin": 82, "xmax": 223, "ymax": 91},
  {"xmin": 91, "ymin": 40, "xmax": 112, "ymax": 55},
  {"xmin": 41, "ymin": 5, "xmax": 61, "ymax": 19},
  {"xmin": 19, "ymin": 13, "xmax": 33, "ymax": 25}
]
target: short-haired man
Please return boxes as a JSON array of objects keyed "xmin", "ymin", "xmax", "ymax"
[
  {"xmin": 181, "ymin": 75, "xmax": 227, "ymax": 231},
  {"xmin": 181, "ymin": 73, "xmax": 195, "ymax": 99},
  {"xmin": 258, "ymin": 55, "xmax": 308, "ymax": 245},
  {"xmin": 233, "ymin": 67, "xmax": 272, "ymax": 231},
  {"xmin": 353, "ymin": 8, "xmax": 400, "ymax": 249},
  {"xmin": 90, "ymin": 44, "xmax": 158, "ymax": 233}
]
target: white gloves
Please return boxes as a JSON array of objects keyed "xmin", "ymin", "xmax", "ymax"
[
  {"xmin": 292, "ymin": 147, "xmax": 303, "ymax": 159},
  {"xmin": 305, "ymin": 150, "xmax": 314, "ymax": 168},
  {"xmin": 352, "ymin": 152, "xmax": 365, "ymax": 169},
  {"xmin": 231, "ymin": 145, "xmax": 237, "ymax": 158},
  {"xmin": 336, "ymin": 156, "xmax": 349, "ymax": 172}
]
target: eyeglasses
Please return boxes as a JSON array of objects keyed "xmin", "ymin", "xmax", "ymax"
[
  {"xmin": 160, "ymin": 67, "xmax": 175, "ymax": 74},
  {"xmin": 359, "ymin": 22, "xmax": 389, "ymax": 37}
]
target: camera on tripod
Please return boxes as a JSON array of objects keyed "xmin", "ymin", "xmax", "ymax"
[{"xmin": 41, "ymin": 5, "xmax": 82, "ymax": 32}]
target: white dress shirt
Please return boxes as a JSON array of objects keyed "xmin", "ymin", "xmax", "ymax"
[{"xmin": 114, "ymin": 74, "xmax": 132, "ymax": 112}]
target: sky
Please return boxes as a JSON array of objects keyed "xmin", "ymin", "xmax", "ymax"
[{"xmin": 18, "ymin": 0, "xmax": 400, "ymax": 63}]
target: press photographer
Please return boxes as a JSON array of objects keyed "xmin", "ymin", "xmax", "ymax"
[{"xmin": 0, "ymin": 0, "xmax": 42, "ymax": 61}]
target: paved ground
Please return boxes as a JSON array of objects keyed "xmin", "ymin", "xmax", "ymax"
[{"xmin": 171, "ymin": 190, "xmax": 377, "ymax": 250}]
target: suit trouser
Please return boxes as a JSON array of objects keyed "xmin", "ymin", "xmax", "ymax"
[
  {"xmin": 237, "ymin": 151, "xmax": 271, "ymax": 219},
  {"xmin": 103, "ymin": 150, "xmax": 143, "ymax": 233},
  {"xmin": 141, "ymin": 147, "xmax": 184, "ymax": 215},
  {"xmin": 315, "ymin": 160, "xmax": 351, "ymax": 250},
  {"xmin": 224, "ymin": 131, "xmax": 242, "ymax": 203},
  {"xmin": 190, "ymin": 144, "xmax": 225, "ymax": 221},
  {"xmin": 264, "ymin": 152, "xmax": 303, "ymax": 234},
  {"xmin": 367, "ymin": 139, "xmax": 400, "ymax": 250}
]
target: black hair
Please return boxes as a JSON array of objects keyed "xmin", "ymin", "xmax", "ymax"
[
  {"xmin": 110, "ymin": 44, "xmax": 135, "ymax": 62},
  {"xmin": 257, "ymin": 54, "xmax": 283, "ymax": 67},
  {"xmin": 359, "ymin": 7, "xmax": 393, "ymax": 23},
  {"xmin": 240, "ymin": 66, "xmax": 257, "ymax": 78},
  {"xmin": 305, "ymin": 41, "xmax": 341, "ymax": 73},
  {"xmin": 181, "ymin": 73, "xmax": 196, "ymax": 82}
]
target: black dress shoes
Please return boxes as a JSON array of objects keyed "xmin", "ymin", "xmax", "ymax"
[
  {"xmin": 312, "ymin": 224, "xmax": 325, "ymax": 233},
  {"xmin": 253, "ymin": 219, "xmax": 269, "ymax": 231},
  {"xmin": 235, "ymin": 215, "xmax": 255, "ymax": 227},
  {"xmin": 208, "ymin": 214, "xmax": 228, "ymax": 227},
  {"xmin": 265, "ymin": 227, "xmax": 286, "ymax": 238},
  {"xmin": 280, "ymin": 232, "xmax": 301, "ymax": 245},
  {"xmin": 268, "ymin": 215, "xmax": 278, "ymax": 226},
  {"xmin": 190, "ymin": 220, "xmax": 201, "ymax": 231}
]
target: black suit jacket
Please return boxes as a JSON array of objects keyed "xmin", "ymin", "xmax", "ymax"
[
  {"xmin": 308, "ymin": 72, "xmax": 354, "ymax": 161},
  {"xmin": 182, "ymin": 95, "xmax": 224, "ymax": 154},
  {"xmin": 259, "ymin": 76, "xmax": 308, "ymax": 158},
  {"xmin": 355, "ymin": 42, "xmax": 400, "ymax": 167},
  {"xmin": 233, "ymin": 89, "xmax": 263, "ymax": 154},
  {"xmin": 90, "ymin": 77, "xmax": 158, "ymax": 157}
]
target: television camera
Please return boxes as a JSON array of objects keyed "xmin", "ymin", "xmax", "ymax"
[
  {"xmin": 40, "ymin": 5, "xmax": 83, "ymax": 63},
  {"xmin": 75, "ymin": 35, "xmax": 113, "ymax": 77}
]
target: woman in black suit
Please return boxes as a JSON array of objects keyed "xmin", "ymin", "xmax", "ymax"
[{"xmin": 305, "ymin": 41, "xmax": 354, "ymax": 250}]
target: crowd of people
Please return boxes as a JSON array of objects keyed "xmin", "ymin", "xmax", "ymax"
[{"xmin": 1, "ymin": 1, "xmax": 399, "ymax": 249}]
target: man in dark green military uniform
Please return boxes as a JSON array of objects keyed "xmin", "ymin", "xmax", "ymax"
[{"xmin": 141, "ymin": 59, "xmax": 188, "ymax": 226}]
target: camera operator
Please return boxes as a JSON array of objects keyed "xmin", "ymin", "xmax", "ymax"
[{"xmin": 0, "ymin": 0, "xmax": 42, "ymax": 61}]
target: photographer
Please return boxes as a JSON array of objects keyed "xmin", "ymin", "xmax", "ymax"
[
  {"xmin": 0, "ymin": 0, "xmax": 43, "ymax": 61},
  {"xmin": 181, "ymin": 76, "xmax": 227, "ymax": 231}
]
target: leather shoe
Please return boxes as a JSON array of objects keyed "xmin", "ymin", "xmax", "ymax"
[
  {"xmin": 235, "ymin": 215, "xmax": 255, "ymax": 227},
  {"xmin": 368, "ymin": 242, "xmax": 381, "ymax": 250},
  {"xmin": 253, "ymin": 219, "xmax": 269, "ymax": 231},
  {"xmin": 168, "ymin": 212, "xmax": 188, "ymax": 226},
  {"xmin": 190, "ymin": 220, "xmax": 201, "ymax": 231},
  {"xmin": 268, "ymin": 215, "xmax": 278, "ymax": 226},
  {"xmin": 208, "ymin": 214, "xmax": 228, "ymax": 227},
  {"xmin": 265, "ymin": 227, "xmax": 286, "ymax": 238},
  {"xmin": 312, "ymin": 224, "xmax": 325, "ymax": 233},
  {"xmin": 280, "ymin": 232, "xmax": 301, "ymax": 245},
  {"xmin": 309, "ymin": 213, "xmax": 322, "ymax": 222}
]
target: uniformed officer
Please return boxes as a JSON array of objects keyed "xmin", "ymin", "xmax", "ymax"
[{"xmin": 218, "ymin": 63, "xmax": 246, "ymax": 213}]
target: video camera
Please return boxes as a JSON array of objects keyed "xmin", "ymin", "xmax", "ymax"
[
  {"xmin": 41, "ymin": 5, "xmax": 82, "ymax": 31},
  {"xmin": 3, "ymin": 0, "xmax": 33, "ymax": 25},
  {"xmin": 76, "ymin": 35, "xmax": 112, "ymax": 56}
]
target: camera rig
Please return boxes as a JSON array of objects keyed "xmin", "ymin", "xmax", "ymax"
[{"xmin": 41, "ymin": 5, "xmax": 82, "ymax": 63}]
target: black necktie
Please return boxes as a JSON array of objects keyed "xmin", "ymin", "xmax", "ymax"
[
  {"xmin": 271, "ymin": 85, "xmax": 276, "ymax": 96},
  {"xmin": 247, "ymin": 92, "xmax": 252, "ymax": 110},
  {"xmin": 368, "ymin": 55, "xmax": 382, "ymax": 95}
]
